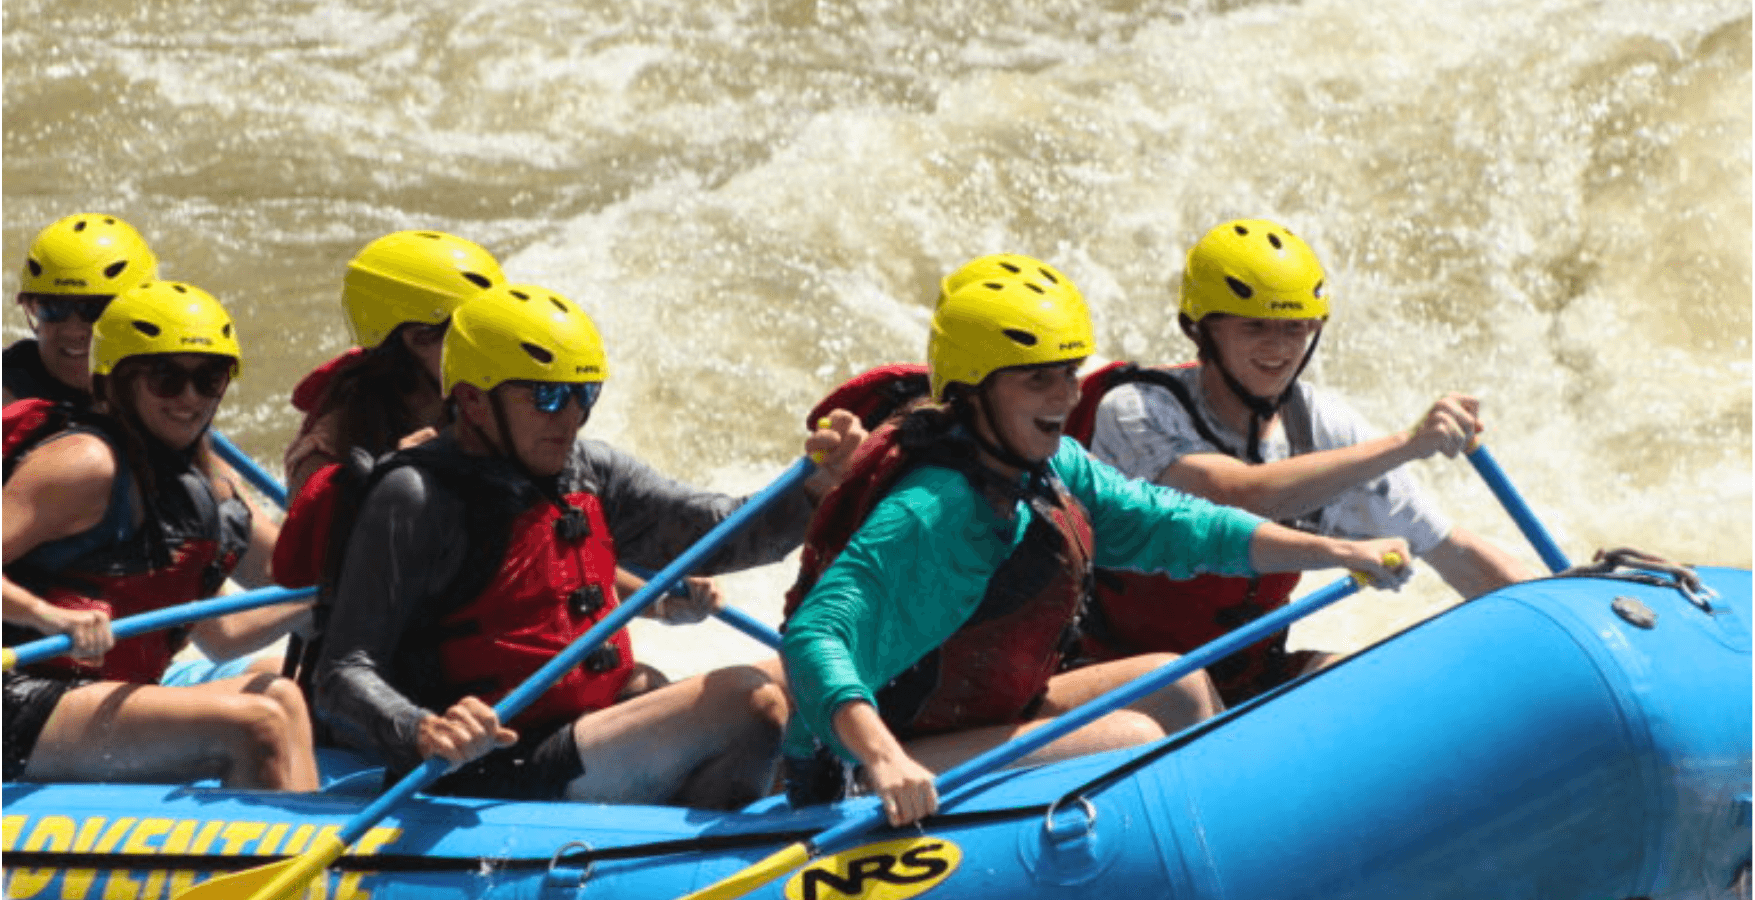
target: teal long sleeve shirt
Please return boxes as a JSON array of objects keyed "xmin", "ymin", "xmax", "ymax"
[{"xmin": 781, "ymin": 436, "xmax": 1266, "ymax": 761}]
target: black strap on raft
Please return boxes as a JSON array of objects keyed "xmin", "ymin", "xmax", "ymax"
[{"xmin": 0, "ymin": 806, "xmax": 1049, "ymax": 874}]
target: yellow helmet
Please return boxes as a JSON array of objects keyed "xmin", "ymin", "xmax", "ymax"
[
  {"xmin": 20, "ymin": 214, "xmax": 158, "ymax": 298},
  {"xmin": 443, "ymin": 284, "xmax": 608, "ymax": 396},
  {"xmin": 342, "ymin": 231, "xmax": 504, "ymax": 348},
  {"xmin": 938, "ymin": 253, "xmax": 1083, "ymax": 309},
  {"xmin": 928, "ymin": 275, "xmax": 1094, "ymax": 401},
  {"xmin": 92, "ymin": 281, "xmax": 242, "ymax": 377},
  {"xmin": 1180, "ymin": 219, "xmax": 1328, "ymax": 323}
]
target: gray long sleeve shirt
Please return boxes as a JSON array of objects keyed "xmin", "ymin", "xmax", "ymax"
[{"xmin": 313, "ymin": 432, "xmax": 813, "ymax": 771}]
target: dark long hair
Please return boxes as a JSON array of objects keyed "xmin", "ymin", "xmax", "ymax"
[{"xmin": 310, "ymin": 328, "xmax": 438, "ymax": 460}]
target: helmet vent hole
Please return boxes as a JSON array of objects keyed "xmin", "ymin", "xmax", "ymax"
[
  {"xmin": 1037, "ymin": 268, "xmax": 1060, "ymax": 286},
  {"xmin": 464, "ymin": 272, "xmax": 493, "ymax": 289},
  {"xmin": 1232, "ymin": 224, "xmax": 1248, "ymax": 236},
  {"xmin": 999, "ymin": 262, "xmax": 1021, "ymax": 274},
  {"xmin": 547, "ymin": 297, "xmax": 568, "ymax": 313},
  {"xmin": 104, "ymin": 261, "xmax": 128, "ymax": 279},
  {"xmin": 1313, "ymin": 280, "xmax": 1324, "ymax": 298},
  {"xmin": 222, "ymin": 323, "xmax": 233, "ymax": 338},
  {"xmin": 1003, "ymin": 329, "xmax": 1038, "ymax": 347},
  {"xmin": 73, "ymin": 220, "xmax": 88, "ymax": 232},
  {"xmin": 509, "ymin": 289, "xmax": 531, "ymax": 301},
  {"xmin": 171, "ymin": 284, "xmax": 188, "ymax": 294},
  {"xmin": 1225, "ymin": 276, "xmax": 1254, "ymax": 299},
  {"xmin": 520, "ymin": 342, "xmax": 554, "ymax": 365},
  {"xmin": 1024, "ymin": 282, "xmax": 1045, "ymax": 294},
  {"xmin": 26, "ymin": 260, "xmax": 41, "ymax": 276},
  {"xmin": 131, "ymin": 320, "xmax": 162, "ymax": 338},
  {"xmin": 1268, "ymin": 233, "xmax": 1283, "ymax": 250}
]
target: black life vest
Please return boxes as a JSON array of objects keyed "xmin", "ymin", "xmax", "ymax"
[
  {"xmin": 2, "ymin": 399, "xmax": 251, "ymax": 684},
  {"xmin": 2, "ymin": 340, "xmax": 91, "ymax": 410}
]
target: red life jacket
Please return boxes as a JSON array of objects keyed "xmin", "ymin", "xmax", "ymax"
[
  {"xmin": 3, "ymin": 399, "xmax": 251, "ymax": 684},
  {"xmin": 430, "ymin": 490, "xmax": 632, "ymax": 733},
  {"xmin": 784, "ymin": 416, "xmax": 1095, "ymax": 738},
  {"xmin": 803, "ymin": 363, "xmax": 931, "ymax": 431},
  {"xmin": 290, "ymin": 348, "xmax": 368, "ymax": 414},
  {"xmin": 1065, "ymin": 361, "xmax": 1319, "ymax": 703},
  {"xmin": 273, "ymin": 349, "xmax": 372, "ymax": 589}
]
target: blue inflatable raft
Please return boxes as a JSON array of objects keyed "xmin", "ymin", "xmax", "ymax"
[{"xmin": 3, "ymin": 564, "xmax": 1749, "ymax": 900}]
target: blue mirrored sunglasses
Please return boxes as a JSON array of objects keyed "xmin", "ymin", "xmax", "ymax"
[{"xmin": 519, "ymin": 380, "xmax": 603, "ymax": 414}]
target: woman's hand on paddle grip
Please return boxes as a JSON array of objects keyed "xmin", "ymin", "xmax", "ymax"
[
  {"xmin": 1342, "ymin": 539, "xmax": 1413, "ymax": 590},
  {"xmin": 417, "ymin": 696, "xmax": 518, "ymax": 768},
  {"xmin": 44, "ymin": 603, "xmax": 114, "ymax": 665}
]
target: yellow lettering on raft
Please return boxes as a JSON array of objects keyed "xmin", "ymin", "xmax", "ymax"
[
  {"xmin": 4, "ymin": 813, "xmax": 28, "ymax": 851},
  {"xmin": 63, "ymin": 817, "xmax": 136, "ymax": 900},
  {"xmin": 215, "ymin": 821, "xmax": 265, "ymax": 857},
  {"xmin": 334, "ymin": 826, "xmax": 402, "ymax": 900},
  {"xmin": 95, "ymin": 818, "xmax": 176, "ymax": 900},
  {"xmin": 4, "ymin": 815, "xmax": 77, "ymax": 898},
  {"xmin": 256, "ymin": 823, "xmax": 290, "ymax": 857}
]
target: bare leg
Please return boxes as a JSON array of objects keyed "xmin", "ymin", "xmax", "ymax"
[
  {"xmin": 562, "ymin": 657, "xmax": 789, "ymax": 809},
  {"xmin": 25, "ymin": 675, "xmax": 319, "ymax": 790},
  {"xmin": 899, "ymin": 653, "xmax": 1219, "ymax": 775}
]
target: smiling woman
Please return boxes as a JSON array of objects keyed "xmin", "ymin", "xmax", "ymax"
[{"xmin": 1, "ymin": 280, "xmax": 318, "ymax": 791}]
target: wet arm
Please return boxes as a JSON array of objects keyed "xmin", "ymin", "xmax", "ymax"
[
  {"xmin": 584, "ymin": 439, "xmax": 815, "ymax": 574},
  {"xmin": 313, "ymin": 467, "xmax": 466, "ymax": 771}
]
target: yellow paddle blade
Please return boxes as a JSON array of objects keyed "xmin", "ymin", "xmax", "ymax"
[
  {"xmin": 172, "ymin": 831, "xmax": 348, "ymax": 900},
  {"xmin": 677, "ymin": 841, "xmax": 813, "ymax": 900},
  {"xmin": 3, "ymin": 648, "xmax": 16, "ymax": 671}
]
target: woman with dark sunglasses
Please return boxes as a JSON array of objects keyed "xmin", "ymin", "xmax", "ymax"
[
  {"xmin": 1, "ymin": 281, "xmax": 319, "ymax": 790},
  {"xmin": 2, "ymin": 214, "xmax": 158, "ymax": 408}
]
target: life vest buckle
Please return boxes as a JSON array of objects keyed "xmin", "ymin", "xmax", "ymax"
[
  {"xmin": 584, "ymin": 645, "xmax": 620, "ymax": 673},
  {"xmin": 569, "ymin": 585, "xmax": 606, "ymax": 617},
  {"xmin": 554, "ymin": 506, "xmax": 591, "ymax": 541}
]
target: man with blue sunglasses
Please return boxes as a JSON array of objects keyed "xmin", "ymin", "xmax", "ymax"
[
  {"xmin": 4, "ymin": 214, "xmax": 160, "ymax": 409},
  {"xmin": 313, "ymin": 284, "xmax": 865, "ymax": 809}
]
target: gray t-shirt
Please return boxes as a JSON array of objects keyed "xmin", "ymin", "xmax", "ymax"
[{"xmin": 1088, "ymin": 366, "xmax": 1453, "ymax": 556}]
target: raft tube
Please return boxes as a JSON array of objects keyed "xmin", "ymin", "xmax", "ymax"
[{"xmin": 3, "ymin": 565, "xmax": 1748, "ymax": 899}]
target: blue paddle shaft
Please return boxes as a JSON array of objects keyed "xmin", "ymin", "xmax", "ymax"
[
  {"xmin": 807, "ymin": 573, "xmax": 1367, "ymax": 856},
  {"xmin": 211, "ymin": 431, "xmax": 289, "ymax": 509},
  {"xmin": 335, "ymin": 457, "xmax": 816, "ymax": 846},
  {"xmin": 622, "ymin": 563, "xmax": 784, "ymax": 650},
  {"xmin": 8, "ymin": 584, "xmax": 316, "ymax": 669},
  {"xmin": 1466, "ymin": 446, "xmax": 1570, "ymax": 574}
]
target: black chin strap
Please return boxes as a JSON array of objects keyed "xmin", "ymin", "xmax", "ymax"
[{"xmin": 1197, "ymin": 323, "xmax": 1323, "ymax": 463}]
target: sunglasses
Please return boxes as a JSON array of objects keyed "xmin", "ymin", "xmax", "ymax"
[
  {"xmin": 510, "ymin": 380, "xmax": 602, "ymax": 414},
  {"xmin": 31, "ymin": 296, "xmax": 111, "ymax": 324},
  {"xmin": 142, "ymin": 357, "xmax": 234, "ymax": 400}
]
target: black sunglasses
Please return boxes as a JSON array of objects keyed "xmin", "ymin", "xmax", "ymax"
[
  {"xmin": 32, "ymin": 296, "xmax": 111, "ymax": 324},
  {"xmin": 142, "ymin": 357, "xmax": 234, "ymax": 399},
  {"xmin": 507, "ymin": 380, "xmax": 602, "ymax": 414}
]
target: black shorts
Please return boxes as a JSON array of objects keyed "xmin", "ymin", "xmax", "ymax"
[
  {"xmin": 3, "ymin": 670, "xmax": 94, "ymax": 782},
  {"xmin": 425, "ymin": 720, "xmax": 586, "ymax": 801}
]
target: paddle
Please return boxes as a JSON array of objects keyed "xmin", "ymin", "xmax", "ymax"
[
  {"xmin": 1465, "ymin": 444, "xmax": 1571, "ymax": 573},
  {"xmin": 2, "ymin": 584, "xmax": 317, "ymax": 671},
  {"xmin": 676, "ymin": 557, "xmax": 1400, "ymax": 900},
  {"xmin": 210, "ymin": 431, "xmax": 289, "ymax": 509},
  {"xmin": 174, "ymin": 457, "xmax": 818, "ymax": 900},
  {"xmin": 622, "ymin": 562, "xmax": 784, "ymax": 650}
]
